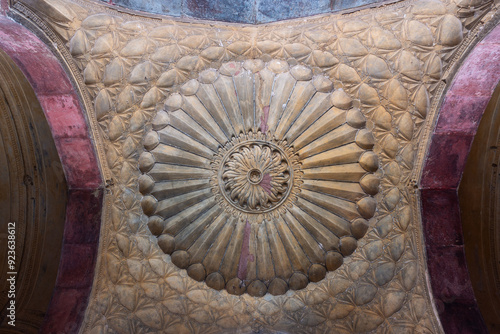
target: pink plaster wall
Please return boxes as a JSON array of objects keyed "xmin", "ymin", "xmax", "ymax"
[
  {"xmin": 421, "ymin": 23, "xmax": 500, "ymax": 334},
  {"xmin": 0, "ymin": 17, "xmax": 101, "ymax": 189},
  {"xmin": 0, "ymin": 0, "xmax": 7, "ymax": 15},
  {"xmin": 0, "ymin": 15, "xmax": 103, "ymax": 334}
]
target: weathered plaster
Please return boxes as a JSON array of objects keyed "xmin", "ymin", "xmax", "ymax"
[
  {"xmin": 0, "ymin": 16, "xmax": 104, "ymax": 334},
  {"xmin": 421, "ymin": 22, "xmax": 500, "ymax": 334}
]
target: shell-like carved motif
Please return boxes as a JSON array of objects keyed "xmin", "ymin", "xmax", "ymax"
[{"xmin": 139, "ymin": 60, "xmax": 380, "ymax": 296}]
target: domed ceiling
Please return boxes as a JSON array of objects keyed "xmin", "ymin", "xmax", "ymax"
[{"xmin": 6, "ymin": 0, "xmax": 497, "ymax": 332}]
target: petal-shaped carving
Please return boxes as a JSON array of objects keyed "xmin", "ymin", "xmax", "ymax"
[
  {"xmin": 130, "ymin": 61, "xmax": 156, "ymax": 84},
  {"xmin": 397, "ymin": 50, "xmax": 422, "ymax": 81},
  {"xmin": 92, "ymin": 33, "xmax": 115, "ymax": 55},
  {"xmin": 339, "ymin": 38, "xmax": 368, "ymax": 57},
  {"xmin": 424, "ymin": 52, "xmax": 442, "ymax": 80},
  {"xmin": 438, "ymin": 14, "xmax": 463, "ymax": 46},
  {"xmin": 257, "ymin": 41, "xmax": 282, "ymax": 54},
  {"xmin": 338, "ymin": 64, "xmax": 362, "ymax": 84},
  {"xmin": 364, "ymin": 55, "xmax": 392, "ymax": 79},
  {"xmin": 407, "ymin": 20, "xmax": 434, "ymax": 46},
  {"xmin": 121, "ymin": 38, "xmax": 149, "ymax": 57},
  {"xmin": 414, "ymin": 85, "xmax": 430, "ymax": 118},
  {"xmin": 398, "ymin": 112, "xmax": 414, "ymax": 140},
  {"xmin": 358, "ymin": 83, "xmax": 380, "ymax": 106},
  {"xmin": 369, "ymin": 27, "xmax": 402, "ymax": 50},
  {"xmin": 103, "ymin": 58, "xmax": 124, "ymax": 86},
  {"xmin": 69, "ymin": 29, "xmax": 90, "ymax": 56},
  {"xmin": 152, "ymin": 45, "xmax": 183, "ymax": 63},
  {"xmin": 83, "ymin": 61, "xmax": 101, "ymax": 84},
  {"xmin": 227, "ymin": 41, "xmax": 252, "ymax": 55},
  {"xmin": 95, "ymin": 89, "xmax": 113, "ymax": 121},
  {"xmin": 311, "ymin": 50, "xmax": 339, "ymax": 68},
  {"xmin": 82, "ymin": 14, "xmax": 115, "ymax": 29},
  {"xmin": 179, "ymin": 35, "xmax": 209, "ymax": 49},
  {"xmin": 284, "ymin": 43, "xmax": 311, "ymax": 58},
  {"xmin": 340, "ymin": 19, "xmax": 370, "ymax": 33},
  {"xmin": 385, "ymin": 79, "xmax": 408, "ymax": 110}
]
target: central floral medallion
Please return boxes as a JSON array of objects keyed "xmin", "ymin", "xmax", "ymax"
[
  {"xmin": 139, "ymin": 60, "xmax": 380, "ymax": 297},
  {"xmin": 212, "ymin": 132, "xmax": 301, "ymax": 221}
]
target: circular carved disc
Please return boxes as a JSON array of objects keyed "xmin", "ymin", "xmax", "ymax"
[
  {"xmin": 213, "ymin": 132, "xmax": 301, "ymax": 220},
  {"xmin": 139, "ymin": 60, "xmax": 379, "ymax": 295}
]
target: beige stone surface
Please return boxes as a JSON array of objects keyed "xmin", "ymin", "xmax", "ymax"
[{"xmin": 10, "ymin": 0, "xmax": 498, "ymax": 332}]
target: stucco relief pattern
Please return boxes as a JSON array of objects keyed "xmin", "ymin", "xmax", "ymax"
[
  {"xmin": 138, "ymin": 61, "xmax": 380, "ymax": 296},
  {"xmin": 13, "ymin": 0, "xmax": 495, "ymax": 332}
]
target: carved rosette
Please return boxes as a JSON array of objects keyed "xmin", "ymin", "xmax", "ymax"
[
  {"xmin": 212, "ymin": 132, "xmax": 302, "ymax": 222},
  {"xmin": 139, "ymin": 60, "xmax": 380, "ymax": 296}
]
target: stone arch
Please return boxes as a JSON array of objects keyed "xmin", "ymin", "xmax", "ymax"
[
  {"xmin": 420, "ymin": 23, "xmax": 500, "ymax": 334},
  {"xmin": 0, "ymin": 16, "xmax": 102, "ymax": 334}
]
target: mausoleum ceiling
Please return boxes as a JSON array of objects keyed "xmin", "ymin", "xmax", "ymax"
[{"xmin": 7, "ymin": 0, "xmax": 498, "ymax": 332}]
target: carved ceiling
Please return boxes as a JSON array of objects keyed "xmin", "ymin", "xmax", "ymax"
[
  {"xmin": 138, "ymin": 61, "xmax": 380, "ymax": 296},
  {"xmin": 6, "ymin": 0, "xmax": 498, "ymax": 332}
]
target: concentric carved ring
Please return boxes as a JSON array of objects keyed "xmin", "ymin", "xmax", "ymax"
[
  {"xmin": 212, "ymin": 133, "xmax": 301, "ymax": 220},
  {"xmin": 247, "ymin": 169, "xmax": 263, "ymax": 185},
  {"xmin": 139, "ymin": 60, "xmax": 380, "ymax": 296}
]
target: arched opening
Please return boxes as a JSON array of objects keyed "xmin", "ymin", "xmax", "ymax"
[
  {"xmin": 0, "ymin": 16, "xmax": 104, "ymax": 334},
  {"xmin": 0, "ymin": 48, "xmax": 67, "ymax": 333},
  {"xmin": 459, "ymin": 82, "xmax": 500, "ymax": 333},
  {"xmin": 421, "ymin": 22, "xmax": 500, "ymax": 334}
]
